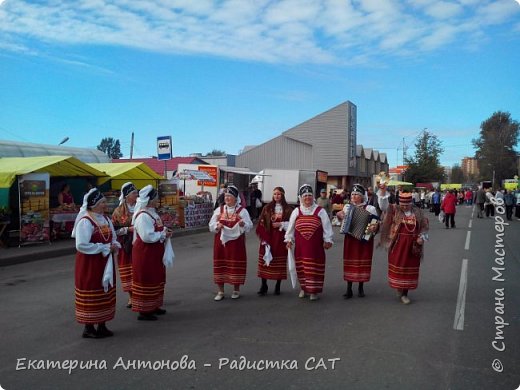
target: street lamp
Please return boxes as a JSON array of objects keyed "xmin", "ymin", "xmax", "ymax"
[{"xmin": 58, "ymin": 137, "xmax": 69, "ymax": 145}]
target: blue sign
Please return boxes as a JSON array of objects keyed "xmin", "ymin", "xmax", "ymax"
[{"xmin": 157, "ymin": 136, "xmax": 172, "ymax": 161}]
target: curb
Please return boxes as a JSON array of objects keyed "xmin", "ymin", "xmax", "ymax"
[{"xmin": 0, "ymin": 226, "xmax": 209, "ymax": 267}]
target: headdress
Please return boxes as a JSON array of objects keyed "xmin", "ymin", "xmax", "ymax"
[
  {"xmin": 132, "ymin": 185, "xmax": 158, "ymax": 224},
  {"xmin": 118, "ymin": 182, "xmax": 137, "ymax": 206},
  {"xmin": 71, "ymin": 188, "xmax": 105, "ymax": 238},
  {"xmin": 298, "ymin": 184, "xmax": 313, "ymax": 197},
  {"xmin": 399, "ymin": 192, "xmax": 413, "ymax": 205}
]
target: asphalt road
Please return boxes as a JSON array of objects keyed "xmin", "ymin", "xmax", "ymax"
[{"xmin": 0, "ymin": 205, "xmax": 518, "ymax": 390}]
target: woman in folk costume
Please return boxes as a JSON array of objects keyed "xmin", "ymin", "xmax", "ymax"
[
  {"xmin": 255, "ymin": 187, "xmax": 293, "ymax": 296},
  {"xmin": 131, "ymin": 185, "xmax": 173, "ymax": 321},
  {"xmin": 377, "ymin": 187, "xmax": 429, "ymax": 305},
  {"xmin": 336, "ymin": 184, "xmax": 379, "ymax": 299},
  {"xmin": 111, "ymin": 182, "xmax": 138, "ymax": 308},
  {"xmin": 72, "ymin": 188, "xmax": 120, "ymax": 338},
  {"xmin": 209, "ymin": 185, "xmax": 253, "ymax": 301},
  {"xmin": 285, "ymin": 184, "xmax": 334, "ymax": 301}
]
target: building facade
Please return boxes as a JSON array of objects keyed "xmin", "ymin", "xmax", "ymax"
[{"xmin": 236, "ymin": 101, "xmax": 388, "ymax": 190}]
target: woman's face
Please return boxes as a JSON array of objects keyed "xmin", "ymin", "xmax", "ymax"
[
  {"xmin": 148, "ymin": 197, "xmax": 158, "ymax": 208},
  {"xmin": 351, "ymin": 193, "xmax": 363, "ymax": 205},
  {"xmin": 224, "ymin": 194, "xmax": 236, "ymax": 206},
  {"xmin": 399, "ymin": 204, "xmax": 411, "ymax": 212},
  {"xmin": 91, "ymin": 199, "xmax": 107, "ymax": 214},
  {"xmin": 272, "ymin": 190, "xmax": 283, "ymax": 203},
  {"xmin": 126, "ymin": 191, "xmax": 138, "ymax": 205},
  {"xmin": 302, "ymin": 193, "xmax": 314, "ymax": 207}
]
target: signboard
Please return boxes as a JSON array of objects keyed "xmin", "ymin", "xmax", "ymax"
[
  {"xmin": 157, "ymin": 136, "xmax": 172, "ymax": 161},
  {"xmin": 197, "ymin": 165, "xmax": 218, "ymax": 187},
  {"xmin": 316, "ymin": 170, "xmax": 328, "ymax": 183},
  {"xmin": 18, "ymin": 173, "xmax": 50, "ymax": 243}
]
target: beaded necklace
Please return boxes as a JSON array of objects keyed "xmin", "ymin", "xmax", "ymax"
[
  {"xmin": 403, "ymin": 212, "xmax": 417, "ymax": 233},
  {"xmin": 87, "ymin": 212, "xmax": 111, "ymax": 241}
]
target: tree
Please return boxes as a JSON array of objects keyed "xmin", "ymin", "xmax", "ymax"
[
  {"xmin": 206, "ymin": 149, "xmax": 226, "ymax": 156},
  {"xmin": 404, "ymin": 130, "xmax": 445, "ymax": 184},
  {"xmin": 97, "ymin": 137, "xmax": 123, "ymax": 159},
  {"xmin": 472, "ymin": 111, "xmax": 519, "ymax": 188},
  {"xmin": 450, "ymin": 164, "xmax": 464, "ymax": 184}
]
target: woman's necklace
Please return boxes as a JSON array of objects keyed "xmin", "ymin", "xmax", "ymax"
[
  {"xmin": 87, "ymin": 212, "xmax": 111, "ymax": 241},
  {"xmin": 225, "ymin": 205, "xmax": 237, "ymax": 219},
  {"xmin": 403, "ymin": 213, "xmax": 417, "ymax": 233}
]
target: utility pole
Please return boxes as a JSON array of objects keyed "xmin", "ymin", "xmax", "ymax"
[{"xmin": 130, "ymin": 131, "xmax": 134, "ymax": 159}]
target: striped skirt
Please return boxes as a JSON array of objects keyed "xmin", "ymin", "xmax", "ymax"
[
  {"xmin": 343, "ymin": 235, "xmax": 374, "ymax": 282},
  {"xmin": 132, "ymin": 239, "xmax": 165, "ymax": 313},
  {"xmin": 388, "ymin": 232, "xmax": 421, "ymax": 289}
]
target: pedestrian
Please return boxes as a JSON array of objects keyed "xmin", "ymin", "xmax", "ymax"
[
  {"xmin": 485, "ymin": 188, "xmax": 495, "ymax": 217},
  {"xmin": 431, "ymin": 188, "xmax": 441, "ymax": 216},
  {"xmin": 72, "ymin": 188, "xmax": 120, "ymax": 338},
  {"xmin": 475, "ymin": 186, "xmax": 486, "ymax": 218},
  {"xmin": 214, "ymin": 183, "xmax": 227, "ymax": 210},
  {"xmin": 316, "ymin": 188, "xmax": 331, "ymax": 218},
  {"xmin": 111, "ymin": 182, "xmax": 138, "ymax": 308},
  {"xmin": 285, "ymin": 184, "xmax": 334, "ymax": 301},
  {"xmin": 336, "ymin": 184, "xmax": 379, "ymax": 299},
  {"xmin": 441, "ymin": 190, "xmax": 457, "ymax": 229},
  {"xmin": 515, "ymin": 190, "xmax": 520, "ymax": 220},
  {"xmin": 131, "ymin": 185, "xmax": 173, "ymax": 321},
  {"xmin": 209, "ymin": 185, "xmax": 253, "ymax": 301},
  {"xmin": 377, "ymin": 187, "xmax": 429, "ymax": 305},
  {"xmin": 504, "ymin": 190, "xmax": 515, "ymax": 221},
  {"xmin": 255, "ymin": 187, "xmax": 293, "ymax": 296}
]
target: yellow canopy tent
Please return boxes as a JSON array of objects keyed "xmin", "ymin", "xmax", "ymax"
[
  {"xmin": 0, "ymin": 156, "xmax": 107, "ymax": 189},
  {"xmin": 387, "ymin": 180, "xmax": 413, "ymax": 186},
  {"xmin": 441, "ymin": 183, "xmax": 462, "ymax": 190},
  {"xmin": 89, "ymin": 162, "xmax": 164, "ymax": 190}
]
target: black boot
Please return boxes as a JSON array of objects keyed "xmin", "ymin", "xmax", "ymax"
[
  {"xmin": 274, "ymin": 280, "xmax": 281, "ymax": 295},
  {"xmin": 96, "ymin": 323, "xmax": 114, "ymax": 338},
  {"xmin": 82, "ymin": 324, "xmax": 98, "ymax": 339},
  {"xmin": 257, "ymin": 279, "xmax": 268, "ymax": 296},
  {"xmin": 343, "ymin": 282, "xmax": 353, "ymax": 299},
  {"xmin": 358, "ymin": 282, "xmax": 365, "ymax": 298}
]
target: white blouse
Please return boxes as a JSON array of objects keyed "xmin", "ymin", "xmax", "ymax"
[
  {"xmin": 208, "ymin": 204, "xmax": 253, "ymax": 234},
  {"xmin": 75, "ymin": 212, "xmax": 119, "ymax": 256},
  {"xmin": 133, "ymin": 207, "xmax": 167, "ymax": 244},
  {"xmin": 284, "ymin": 204, "xmax": 334, "ymax": 244}
]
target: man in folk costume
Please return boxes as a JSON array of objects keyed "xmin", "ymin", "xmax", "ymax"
[
  {"xmin": 336, "ymin": 184, "xmax": 379, "ymax": 299},
  {"xmin": 255, "ymin": 186, "xmax": 293, "ymax": 296},
  {"xmin": 111, "ymin": 182, "xmax": 138, "ymax": 308},
  {"xmin": 132, "ymin": 185, "xmax": 173, "ymax": 321},
  {"xmin": 209, "ymin": 185, "xmax": 253, "ymax": 301},
  {"xmin": 285, "ymin": 184, "xmax": 334, "ymax": 301},
  {"xmin": 377, "ymin": 187, "xmax": 429, "ymax": 305},
  {"xmin": 72, "ymin": 188, "xmax": 120, "ymax": 338}
]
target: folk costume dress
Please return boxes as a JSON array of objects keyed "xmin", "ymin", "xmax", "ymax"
[
  {"xmin": 74, "ymin": 212, "xmax": 118, "ymax": 325},
  {"xmin": 132, "ymin": 207, "xmax": 168, "ymax": 314},
  {"xmin": 256, "ymin": 203, "xmax": 292, "ymax": 281},
  {"xmin": 209, "ymin": 204, "xmax": 253, "ymax": 286},
  {"xmin": 341, "ymin": 202, "xmax": 378, "ymax": 283},
  {"xmin": 285, "ymin": 204, "xmax": 334, "ymax": 294},
  {"xmin": 378, "ymin": 192, "xmax": 429, "ymax": 291},
  {"xmin": 112, "ymin": 201, "xmax": 135, "ymax": 293}
]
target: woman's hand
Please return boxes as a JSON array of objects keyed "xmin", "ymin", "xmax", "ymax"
[
  {"xmin": 109, "ymin": 243, "xmax": 119, "ymax": 253},
  {"xmin": 416, "ymin": 237, "xmax": 424, "ymax": 245},
  {"xmin": 216, "ymin": 222, "xmax": 223, "ymax": 232},
  {"xmin": 323, "ymin": 242, "xmax": 332, "ymax": 250},
  {"xmin": 336, "ymin": 211, "xmax": 345, "ymax": 220},
  {"xmin": 272, "ymin": 222, "xmax": 281, "ymax": 228},
  {"xmin": 286, "ymin": 241, "xmax": 293, "ymax": 250}
]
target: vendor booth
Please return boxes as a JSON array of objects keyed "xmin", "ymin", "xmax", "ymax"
[
  {"xmin": 174, "ymin": 168, "xmax": 216, "ymax": 228},
  {"xmin": 89, "ymin": 162, "xmax": 164, "ymax": 215},
  {"xmin": 0, "ymin": 156, "xmax": 107, "ymax": 245}
]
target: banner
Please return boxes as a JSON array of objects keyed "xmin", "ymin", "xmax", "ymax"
[
  {"xmin": 197, "ymin": 165, "xmax": 218, "ymax": 187},
  {"xmin": 18, "ymin": 173, "xmax": 50, "ymax": 243}
]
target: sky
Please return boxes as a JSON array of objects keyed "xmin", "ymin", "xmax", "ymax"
[{"xmin": 0, "ymin": 0, "xmax": 519, "ymax": 168}]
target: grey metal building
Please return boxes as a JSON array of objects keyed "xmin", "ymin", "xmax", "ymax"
[{"xmin": 236, "ymin": 101, "xmax": 388, "ymax": 189}]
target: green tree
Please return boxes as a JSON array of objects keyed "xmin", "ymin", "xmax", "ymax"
[
  {"xmin": 472, "ymin": 111, "xmax": 519, "ymax": 187},
  {"xmin": 206, "ymin": 149, "xmax": 226, "ymax": 156},
  {"xmin": 97, "ymin": 137, "xmax": 123, "ymax": 159},
  {"xmin": 404, "ymin": 130, "xmax": 445, "ymax": 184},
  {"xmin": 450, "ymin": 164, "xmax": 464, "ymax": 184}
]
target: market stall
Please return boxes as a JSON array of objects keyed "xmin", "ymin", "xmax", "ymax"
[
  {"xmin": 174, "ymin": 169, "xmax": 216, "ymax": 228},
  {"xmin": 88, "ymin": 162, "xmax": 164, "ymax": 215},
  {"xmin": 0, "ymin": 156, "xmax": 107, "ymax": 245}
]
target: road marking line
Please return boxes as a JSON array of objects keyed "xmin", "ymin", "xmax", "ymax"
[
  {"xmin": 464, "ymin": 231, "xmax": 471, "ymax": 250},
  {"xmin": 453, "ymin": 258, "xmax": 469, "ymax": 331},
  {"xmin": 471, "ymin": 206, "xmax": 474, "ymax": 218},
  {"xmin": 468, "ymin": 219, "xmax": 472, "ymax": 229}
]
